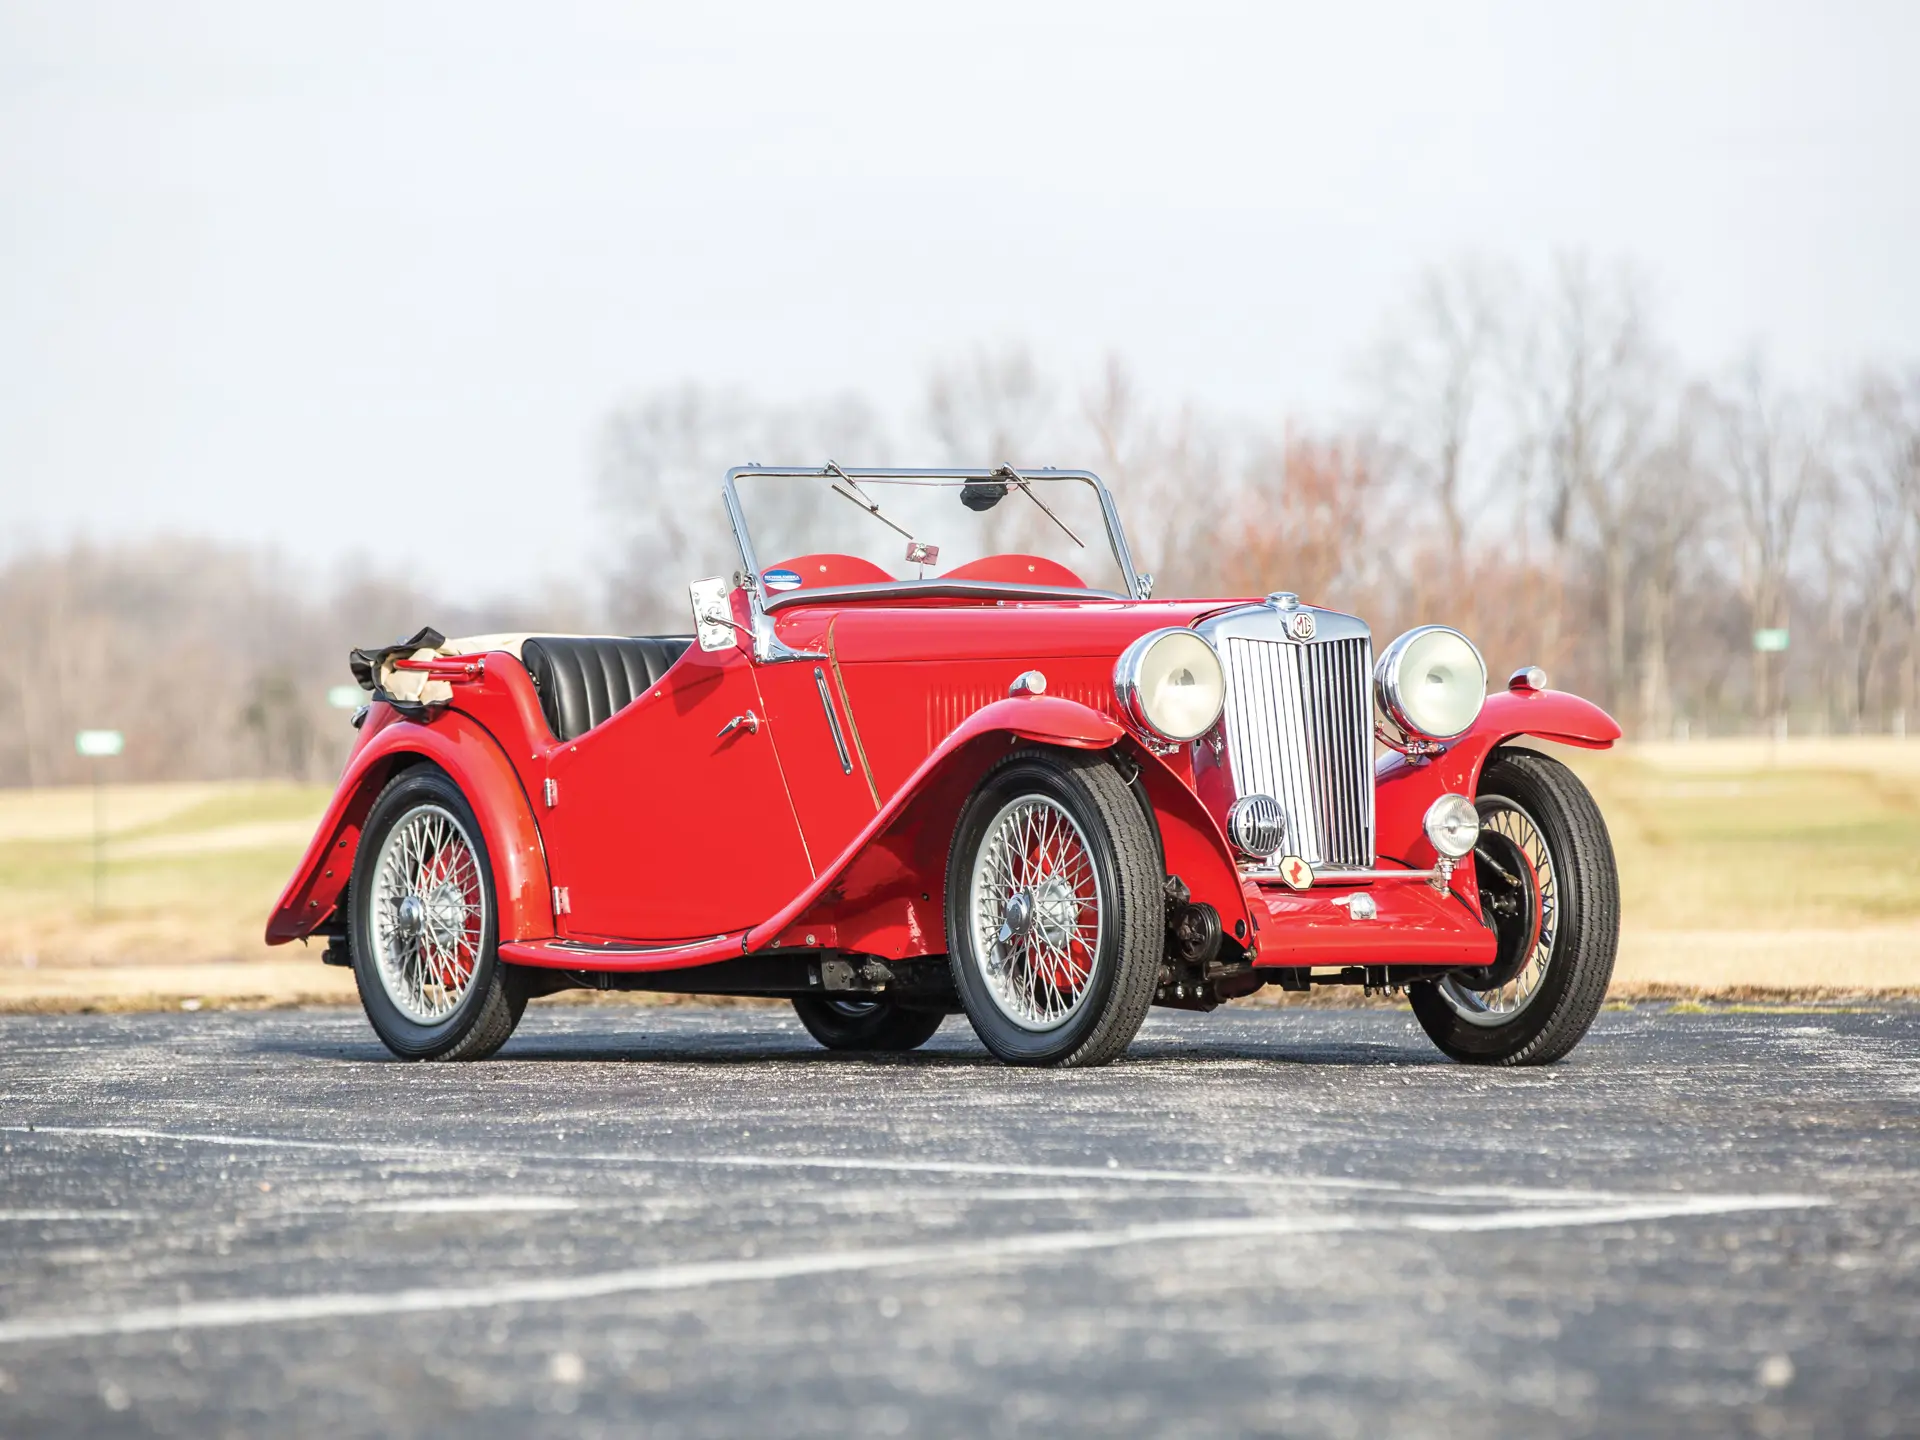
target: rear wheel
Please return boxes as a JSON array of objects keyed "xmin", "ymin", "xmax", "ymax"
[
  {"xmin": 946, "ymin": 749, "xmax": 1162, "ymax": 1067},
  {"xmin": 791, "ymin": 996, "xmax": 945, "ymax": 1052},
  {"xmin": 1409, "ymin": 748, "xmax": 1618, "ymax": 1065},
  {"xmin": 349, "ymin": 766, "xmax": 527, "ymax": 1061}
]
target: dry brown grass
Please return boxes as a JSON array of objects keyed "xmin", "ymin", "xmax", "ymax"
[{"xmin": 4, "ymin": 738, "xmax": 1919, "ymax": 1012}]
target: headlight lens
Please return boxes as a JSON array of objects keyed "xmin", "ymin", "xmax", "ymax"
[
  {"xmin": 1114, "ymin": 629, "xmax": 1225, "ymax": 743},
  {"xmin": 1374, "ymin": 626, "xmax": 1487, "ymax": 741},
  {"xmin": 1423, "ymin": 793, "xmax": 1481, "ymax": 858}
]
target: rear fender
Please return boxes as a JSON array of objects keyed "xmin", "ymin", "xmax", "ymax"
[
  {"xmin": 264, "ymin": 707, "xmax": 553, "ymax": 945},
  {"xmin": 1376, "ymin": 688, "xmax": 1621, "ymax": 869}
]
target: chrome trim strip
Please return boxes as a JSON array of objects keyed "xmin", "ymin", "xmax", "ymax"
[
  {"xmin": 824, "ymin": 618, "xmax": 881, "ymax": 809},
  {"xmin": 814, "ymin": 667, "xmax": 854, "ymax": 775},
  {"xmin": 1305, "ymin": 867, "xmax": 1443, "ymax": 886}
]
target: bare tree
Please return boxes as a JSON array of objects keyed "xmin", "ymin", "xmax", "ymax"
[
  {"xmin": 1365, "ymin": 259, "xmax": 1509, "ymax": 580},
  {"xmin": 1716, "ymin": 354, "xmax": 1824, "ymax": 730},
  {"xmin": 1631, "ymin": 386, "xmax": 1720, "ymax": 735},
  {"xmin": 925, "ymin": 345, "xmax": 1055, "ymax": 465},
  {"xmin": 1519, "ymin": 256, "xmax": 1666, "ymax": 715},
  {"xmin": 597, "ymin": 384, "xmax": 888, "ymax": 630},
  {"xmin": 1840, "ymin": 367, "xmax": 1920, "ymax": 727},
  {"xmin": 1078, "ymin": 354, "xmax": 1235, "ymax": 594}
]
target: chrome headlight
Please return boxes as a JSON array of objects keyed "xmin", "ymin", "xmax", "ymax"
[
  {"xmin": 1114, "ymin": 628, "xmax": 1225, "ymax": 743},
  {"xmin": 1423, "ymin": 793, "xmax": 1480, "ymax": 858},
  {"xmin": 1374, "ymin": 626, "xmax": 1487, "ymax": 742}
]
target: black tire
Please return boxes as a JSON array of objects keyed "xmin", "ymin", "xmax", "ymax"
[
  {"xmin": 349, "ymin": 766, "xmax": 528, "ymax": 1061},
  {"xmin": 1409, "ymin": 748, "xmax": 1619, "ymax": 1066},
  {"xmin": 791, "ymin": 996, "xmax": 946, "ymax": 1052},
  {"xmin": 945, "ymin": 748, "xmax": 1163, "ymax": 1067}
]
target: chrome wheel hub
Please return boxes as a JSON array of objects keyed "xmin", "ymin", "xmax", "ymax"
[
  {"xmin": 368, "ymin": 804, "xmax": 487, "ymax": 1025},
  {"xmin": 970, "ymin": 795, "xmax": 1104, "ymax": 1032},
  {"xmin": 1438, "ymin": 797, "xmax": 1557, "ymax": 1026}
]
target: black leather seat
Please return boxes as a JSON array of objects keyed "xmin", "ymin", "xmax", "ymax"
[{"xmin": 520, "ymin": 636, "xmax": 692, "ymax": 742}]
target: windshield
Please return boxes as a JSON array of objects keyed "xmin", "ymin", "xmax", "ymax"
[{"xmin": 728, "ymin": 469, "xmax": 1136, "ymax": 598}]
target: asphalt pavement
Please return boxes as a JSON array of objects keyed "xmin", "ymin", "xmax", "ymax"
[{"xmin": 1, "ymin": 999, "xmax": 1915, "ymax": 1438}]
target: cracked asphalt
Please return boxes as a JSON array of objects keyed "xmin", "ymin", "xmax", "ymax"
[{"xmin": 0, "ymin": 1000, "xmax": 1915, "ymax": 1438}]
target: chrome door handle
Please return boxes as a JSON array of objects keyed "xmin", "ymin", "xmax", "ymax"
[{"xmin": 717, "ymin": 711, "xmax": 760, "ymax": 739}]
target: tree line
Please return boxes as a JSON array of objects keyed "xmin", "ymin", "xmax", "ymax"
[
  {"xmin": 4, "ymin": 255, "xmax": 1915, "ymax": 786},
  {"xmin": 601, "ymin": 258, "xmax": 1920, "ymax": 742}
]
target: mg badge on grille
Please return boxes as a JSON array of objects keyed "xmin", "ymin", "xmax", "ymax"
[
  {"xmin": 1278, "ymin": 855, "xmax": 1315, "ymax": 890},
  {"xmin": 1288, "ymin": 610, "xmax": 1316, "ymax": 641}
]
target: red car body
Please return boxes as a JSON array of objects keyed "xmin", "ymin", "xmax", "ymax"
[{"xmin": 268, "ymin": 471, "xmax": 1619, "ymax": 1018}]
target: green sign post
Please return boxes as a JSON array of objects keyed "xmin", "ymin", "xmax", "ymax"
[{"xmin": 75, "ymin": 730, "xmax": 124, "ymax": 919}]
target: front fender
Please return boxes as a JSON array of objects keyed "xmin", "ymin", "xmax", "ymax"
[
  {"xmin": 265, "ymin": 707, "xmax": 553, "ymax": 946},
  {"xmin": 959, "ymin": 694, "xmax": 1129, "ymax": 750},
  {"xmin": 1376, "ymin": 688, "xmax": 1620, "ymax": 866},
  {"xmin": 746, "ymin": 696, "xmax": 1126, "ymax": 955},
  {"xmin": 748, "ymin": 694, "xmax": 1257, "ymax": 963}
]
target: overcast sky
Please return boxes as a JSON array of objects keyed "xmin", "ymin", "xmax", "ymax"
[{"xmin": 3, "ymin": 0, "xmax": 1915, "ymax": 597}]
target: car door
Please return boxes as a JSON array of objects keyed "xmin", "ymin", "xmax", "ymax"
[
  {"xmin": 752, "ymin": 620, "xmax": 882, "ymax": 869},
  {"xmin": 540, "ymin": 644, "xmax": 814, "ymax": 941}
]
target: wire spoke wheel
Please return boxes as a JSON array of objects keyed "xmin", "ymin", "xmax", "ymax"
[
  {"xmin": 1409, "ymin": 749, "xmax": 1617, "ymax": 1066},
  {"xmin": 1437, "ymin": 797, "xmax": 1558, "ymax": 1026},
  {"xmin": 968, "ymin": 794, "xmax": 1104, "ymax": 1033},
  {"xmin": 368, "ymin": 803, "xmax": 487, "ymax": 1025}
]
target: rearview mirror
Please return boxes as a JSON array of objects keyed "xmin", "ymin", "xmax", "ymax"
[{"xmin": 689, "ymin": 577, "xmax": 738, "ymax": 652}]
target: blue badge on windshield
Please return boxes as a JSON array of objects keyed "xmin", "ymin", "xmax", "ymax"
[{"xmin": 762, "ymin": 568, "xmax": 804, "ymax": 592}]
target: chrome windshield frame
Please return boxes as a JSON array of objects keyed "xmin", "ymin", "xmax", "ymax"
[{"xmin": 721, "ymin": 465, "xmax": 1144, "ymax": 660}]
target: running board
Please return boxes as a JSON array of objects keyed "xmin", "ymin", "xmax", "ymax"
[{"xmin": 498, "ymin": 933, "xmax": 746, "ymax": 972}]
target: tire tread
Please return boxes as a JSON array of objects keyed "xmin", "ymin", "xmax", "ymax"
[
  {"xmin": 1411, "ymin": 748, "xmax": 1619, "ymax": 1066},
  {"xmin": 947, "ymin": 747, "xmax": 1164, "ymax": 1068},
  {"xmin": 350, "ymin": 766, "xmax": 526, "ymax": 1062}
]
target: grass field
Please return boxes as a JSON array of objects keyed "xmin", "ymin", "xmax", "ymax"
[{"xmin": 2, "ymin": 737, "xmax": 1917, "ymax": 1010}]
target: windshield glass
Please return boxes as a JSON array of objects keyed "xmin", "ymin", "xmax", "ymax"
[{"xmin": 730, "ymin": 470, "xmax": 1133, "ymax": 597}]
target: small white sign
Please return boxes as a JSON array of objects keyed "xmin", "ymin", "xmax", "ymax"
[
  {"xmin": 75, "ymin": 729, "xmax": 125, "ymax": 757},
  {"xmin": 327, "ymin": 684, "xmax": 366, "ymax": 710}
]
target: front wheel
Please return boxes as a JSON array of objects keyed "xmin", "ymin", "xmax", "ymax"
[
  {"xmin": 946, "ymin": 749, "xmax": 1163, "ymax": 1067},
  {"xmin": 791, "ymin": 996, "xmax": 945, "ymax": 1052},
  {"xmin": 348, "ymin": 766, "xmax": 528, "ymax": 1061},
  {"xmin": 1409, "ymin": 748, "xmax": 1619, "ymax": 1065}
]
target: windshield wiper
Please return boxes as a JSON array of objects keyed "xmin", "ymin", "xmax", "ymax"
[
  {"xmin": 995, "ymin": 464, "xmax": 1087, "ymax": 549},
  {"xmin": 825, "ymin": 459, "xmax": 915, "ymax": 542}
]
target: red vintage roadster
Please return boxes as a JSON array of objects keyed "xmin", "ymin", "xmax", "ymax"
[{"xmin": 268, "ymin": 465, "xmax": 1621, "ymax": 1067}]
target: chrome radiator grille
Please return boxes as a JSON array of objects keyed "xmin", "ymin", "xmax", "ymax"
[{"xmin": 1219, "ymin": 634, "xmax": 1375, "ymax": 869}]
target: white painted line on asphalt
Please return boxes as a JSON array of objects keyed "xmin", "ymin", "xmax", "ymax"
[
  {"xmin": 0, "ymin": 1124, "xmax": 1641, "ymax": 1206},
  {"xmin": 1399, "ymin": 1195, "xmax": 1824, "ymax": 1232},
  {"xmin": 366, "ymin": 1196, "xmax": 581, "ymax": 1214},
  {"xmin": 625, "ymin": 1152, "xmax": 1643, "ymax": 1207},
  {"xmin": 3, "ymin": 1125, "xmax": 372, "ymax": 1155},
  {"xmin": 0, "ymin": 1210, "xmax": 149, "ymax": 1223},
  {"xmin": 0, "ymin": 1193, "xmax": 1827, "ymax": 1346}
]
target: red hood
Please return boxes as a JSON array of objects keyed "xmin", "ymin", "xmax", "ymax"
[{"xmin": 772, "ymin": 598, "xmax": 1252, "ymax": 664}]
